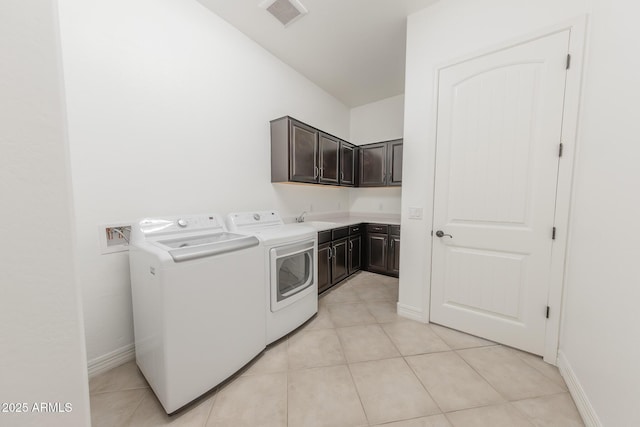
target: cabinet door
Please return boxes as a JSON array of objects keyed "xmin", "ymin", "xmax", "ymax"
[
  {"xmin": 388, "ymin": 235, "xmax": 401, "ymax": 276},
  {"xmin": 317, "ymin": 243, "xmax": 332, "ymax": 294},
  {"xmin": 331, "ymin": 238, "xmax": 349, "ymax": 284},
  {"xmin": 359, "ymin": 143, "xmax": 387, "ymax": 187},
  {"xmin": 348, "ymin": 235, "xmax": 362, "ymax": 274},
  {"xmin": 340, "ymin": 141, "xmax": 356, "ymax": 186},
  {"xmin": 366, "ymin": 233, "xmax": 388, "ymax": 273},
  {"xmin": 318, "ymin": 132, "xmax": 340, "ymax": 184},
  {"xmin": 290, "ymin": 120, "xmax": 318, "ymax": 183},
  {"xmin": 388, "ymin": 140, "xmax": 403, "ymax": 186}
]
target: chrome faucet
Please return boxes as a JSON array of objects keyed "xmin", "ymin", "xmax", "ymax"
[{"xmin": 295, "ymin": 211, "xmax": 307, "ymax": 223}]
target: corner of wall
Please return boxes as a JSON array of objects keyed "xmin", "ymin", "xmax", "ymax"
[{"xmin": 557, "ymin": 350, "xmax": 602, "ymax": 427}]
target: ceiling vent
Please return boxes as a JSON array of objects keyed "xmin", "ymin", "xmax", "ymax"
[{"xmin": 259, "ymin": 0, "xmax": 308, "ymax": 27}]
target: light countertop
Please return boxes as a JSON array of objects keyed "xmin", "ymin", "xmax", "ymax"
[{"xmin": 284, "ymin": 212, "xmax": 401, "ymax": 231}]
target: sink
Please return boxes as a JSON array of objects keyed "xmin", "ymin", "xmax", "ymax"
[{"xmin": 301, "ymin": 221, "xmax": 341, "ymax": 231}]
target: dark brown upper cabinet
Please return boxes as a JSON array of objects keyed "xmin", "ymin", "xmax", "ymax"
[
  {"xmin": 358, "ymin": 139, "xmax": 403, "ymax": 187},
  {"xmin": 271, "ymin": 117, "xmax": 319, "ymax": 184},
  {"xmin": 318, "ymin": 132, "xmax": 340, "ymax": 185},
  {"xmin": 359, "ymin": 142, "xmax": 387, "ymax": 186},
  {"xmin": 271, "ymin": 116, "xmax": 354, "ymax": 187},
  {"xmin": 271, "ymin": 116, "xmax": 400, "ymax": 187},
  {"xmin": 388, "ymin": 140, "xmax": 403, "ymax": 186},
  {"xmin": 340, "ymin": 140, "xmax": 356, "ymax": 186}
]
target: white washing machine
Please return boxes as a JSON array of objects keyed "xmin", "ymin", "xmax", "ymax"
[
  {"xmin": 226, "ymin": 211, "xmax": 318, "ymax": 344},
  {"xmin": 129, "ymin": 214, "xmax": 265, "ymax": 414}
]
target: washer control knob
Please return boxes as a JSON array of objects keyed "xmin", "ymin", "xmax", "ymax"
[
  {"xmin": 253, "ymin": 213, "xmax": 261, "ymax": 221},
  {"xmin": 177, "ymin": 218, "xmax": 188, "ymax": 228}
]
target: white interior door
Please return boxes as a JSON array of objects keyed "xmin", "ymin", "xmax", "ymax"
[{"xmin": 430, "ymin": 30, "xmax": 570, "ymax": 355}]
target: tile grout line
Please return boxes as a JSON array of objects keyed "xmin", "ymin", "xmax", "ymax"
[
  {"xmin": 345, "ymin": 359, "xmax": 371, "ymax": 427},
  {"xmin": 399, "ymin": 355, "xmax": 446, "ymax": 417},
  {"xmin": 505, "ymin": 401, "xmax": 538, "ymax": 427},
  {"xmin": 453, "ymin": 346, "xmax": 511, "ymax": 403},
  {"xmin": 124, "ymin": 389, "xmax": 149, "ymax": 426},
  {"xmin": 89, "ymin": 385, "xmax": 150, "ymax": 396},
  {"xmin": 285, "ymin": 369, "xmax": 289, "ymax": 427},
  {"xmin": 202, "ymin": 389, "xmax": 218, "ymax": 427},
  {"xmin": 454, "ymin": 346, "xmax": 569, "ymax": 404},
  {"xmin": 508, "ymin": 347, "xmax": 570, "ymax": 389},
  {"xmin": 328, "ymin": 273, "xmax": 398, "ymax": 427},
  {"xmin": 285, "ymin": 337, "xmax": 290, "ymax": 427}
]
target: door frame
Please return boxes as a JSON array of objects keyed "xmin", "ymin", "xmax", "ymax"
[{"xmin": 427, "ymin": 16, "xmax": 587, "ymax": 364}]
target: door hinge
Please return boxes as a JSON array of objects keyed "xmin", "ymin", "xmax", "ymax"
[
  {"xmin": 546, "ymin": 306, "xmax": 550, "ymax": 319},
  {"xmin": 559, "ymin": 143, "xmax": 564, "ymax": 158},
  {"xmin": 552, "ymin": 227, "xmax": 557, "ymax": 240},
  {"xmin": 566, "ymin": 54, "xmax": 571, "ymax": 70}
]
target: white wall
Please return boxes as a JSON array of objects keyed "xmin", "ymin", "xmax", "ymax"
[
  {"xmin": 559, "ymin": 1, "xmax": 640, "ymax": 425},
  {"xmin": 350, "ymin": 94, "xmax": 405, "ymax": 145},
  {"xmin": 349, "ymin": 95, "xmax": 404, "ymax": 214},
  {"xmin": 57, "ymin": 0, "xmax": 351, "ymax": 363},
  {"xmin": 0, "ymin": 0, "xmax": 90, "ymax": 425},
  {"xmin": 403, "ymin": 0, "xmax": 640, "ymax": 424}
]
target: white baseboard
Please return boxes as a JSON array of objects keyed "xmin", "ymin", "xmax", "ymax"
[
  {"xmin": 557, "ymin": 350, "xmax": 602, "ymax": 427},
  {"xmin": 87, "ymin": 343, "xmax": 135, "ymax": 378},
  {"xmin": 397, "ymin": 302, "xmax": 427, "ymax": 322}
]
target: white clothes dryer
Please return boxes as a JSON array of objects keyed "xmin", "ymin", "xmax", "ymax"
[
  {"xmin": 129, "ymin": 214, "xmax": 265, "ymax": 413},
  {"xmin": 226, "ymin": 211, "xmax": 318, "ymax": 344}
]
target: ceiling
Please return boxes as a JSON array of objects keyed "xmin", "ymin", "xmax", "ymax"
[{"xmin": 196, "ymin": 0, "xmax": 439, "ymax": 107}]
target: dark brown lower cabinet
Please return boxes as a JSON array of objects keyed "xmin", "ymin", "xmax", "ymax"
[
  {"xmin": 317, "ymin": 242, "xmax": 331, "ymax": 294},
  {"xmin": 317, "ymin": 222, "xmax": 400, "ymax": 293},
  {"xmin": 348, "ymin": 234, "xmax": 362, "ymax": 274},
  {"xmin": 317, "ymin": 224, "xmax": 363, "ymax": 294},
  {"xmin": 365, "ymin": 224, "xmax": 400, "ymax": 277},
  {"xmin": 331, "ymin": 238, "xmax": 349, "ymax": 283},
  {"xmin": 388, "ymin": 234, "xmax": 400, "ymax": 275},
  {"xmin": 366, "ymin": 233, "xmax": 388, "ymax": 274}
]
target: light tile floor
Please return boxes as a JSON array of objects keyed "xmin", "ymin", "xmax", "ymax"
[{"xmin": 89, "ymin": 271, "xmax": 584, "ymax": 427}]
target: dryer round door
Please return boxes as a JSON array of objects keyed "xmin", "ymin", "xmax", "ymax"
[{"xmin": 269, "ymin": 240, "xmax": 315, "ymax": 312}]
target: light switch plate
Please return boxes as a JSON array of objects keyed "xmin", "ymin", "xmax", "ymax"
[{"xmin": 408, "ymin": 207, "xmax": 423, "ymax": 219}]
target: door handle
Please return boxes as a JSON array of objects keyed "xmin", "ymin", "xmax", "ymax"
[
  {"xmin": 314, "ymin": 166, "xmax": 319, "ymax": 179},
  {"xmin": 341, "ymin": 171, "xmax": 344, "ymax": 181},
  {"xmin": 327, "ymin": 247, "xmax": 332, "ymax": 260},
  {"xmin": 435, "ymin": 230, "xmax": 453, "ymax": 238},
  {"xmin": 349, "ymin": 241, "xmax": 353, "ymax": 251}
]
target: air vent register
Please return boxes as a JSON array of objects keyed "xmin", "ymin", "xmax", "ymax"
[{"xmin": 259, "ymin": 0, "xmax": 308, "ymax": 27}]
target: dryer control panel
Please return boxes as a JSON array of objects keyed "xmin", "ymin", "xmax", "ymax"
[{"xmin": 227, "ymin": 211, "xmax": 283, "ymax": 231}]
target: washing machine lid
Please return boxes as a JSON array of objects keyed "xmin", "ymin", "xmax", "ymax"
[
  {"xmin": 153, "ymin": 232, "xmax": 259, "ymax": 262},
  {"xmin": 132, "ymin": 214, "xmax": 227, "ymax": 242}
]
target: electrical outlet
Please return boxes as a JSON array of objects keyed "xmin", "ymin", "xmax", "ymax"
[{"xmin": 100, "ymin": 223, "xmax": 132, "ymax": 254}]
